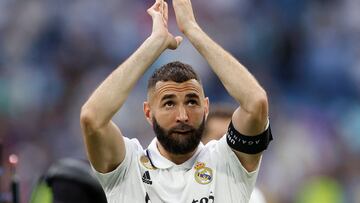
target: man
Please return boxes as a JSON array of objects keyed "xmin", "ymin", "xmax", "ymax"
[
  {"xmin": 30, "ymin": 158, "xmax": 107, "ymax": 203},
  {"xmin": 80, "ymin": 0, "xmax": 272, "ymax": 202},
  {"xmin": 202, "ymin": 105, "xmax": 267, "ymax": 203}
]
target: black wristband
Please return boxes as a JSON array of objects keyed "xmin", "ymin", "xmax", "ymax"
[{"xmin": 226, "ymin": 121, "xmax": 273, "ymax": 154}]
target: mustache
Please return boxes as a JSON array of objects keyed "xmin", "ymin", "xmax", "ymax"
[{"xmin": 168, "ymin": 123, "xmax": 195, "ymax": 133}]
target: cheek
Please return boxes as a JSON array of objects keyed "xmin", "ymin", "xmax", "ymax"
[
  {"xmin": 155, "ymin": 110, "xmax": 176, "ymax": 126},
  {"xmin": 155, "ymin": 107, "xmax": 205, "ymax": 126},
  {"xmin": 188, "ymin": 108, "xmax": 206, "ymax": 123}
]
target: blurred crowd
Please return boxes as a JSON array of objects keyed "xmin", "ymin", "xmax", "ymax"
[{"xmin": 0, "ymin": 0, "xmax": 359, "ymax": 202}]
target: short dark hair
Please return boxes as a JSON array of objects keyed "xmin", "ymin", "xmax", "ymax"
[{"xmin": 147, "ymin": 61, "xmax": 201, "ymax": 90}]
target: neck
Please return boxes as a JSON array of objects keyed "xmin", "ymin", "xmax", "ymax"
[{"xmin": 156, "ymin": 141, "xmax": 197, "ymax": 165}]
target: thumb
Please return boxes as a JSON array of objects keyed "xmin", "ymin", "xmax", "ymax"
[
  {"xmin": 147, "ymin": 8, "xmax": 155, "ymax": 17},
  {"xmin": 168, "ymin": 36, "xmax": 183, "ymax": 50},
  {"xmin": 175, "ymin": 36, "xmax": 183, "ymax": 47},
  {"xmin": 147, "ymin": 2, "xmax": 161, "ymax": 17}
]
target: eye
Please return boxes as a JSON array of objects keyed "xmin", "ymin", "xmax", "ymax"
[
  {"xmin": 164, "ymin": 101, "xmax": 174, "ymax": 108},
  {"xmin": 187, "ymin": 99, "xmax": 198, "ymax": 106}
]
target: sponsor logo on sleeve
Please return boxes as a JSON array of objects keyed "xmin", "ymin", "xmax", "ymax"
[{"xmin": 194, "ymin": 162, "xmax": 213, "ymax": 185}]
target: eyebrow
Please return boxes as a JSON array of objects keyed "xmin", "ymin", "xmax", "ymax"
[
  {"xmin": 186, "ymin": 93, "xmax": 200, "ymax": 99},
  {"xmin": 160, "ymin": 94, "xmax": 176, "ymax": 101},
  {"xmin": 160, "ymin": 93, "xmax": 200, "ymax": 102}
]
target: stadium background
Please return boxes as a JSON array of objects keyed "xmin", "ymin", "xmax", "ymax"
[{"xmin": 0, "ymin": 0, "xmax": 359, "ymax": 202}]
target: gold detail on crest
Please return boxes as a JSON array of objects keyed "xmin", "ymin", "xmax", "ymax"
[
  {"xmin": 140, "ymin": 155, "xmax": 157, "ymax": 170},
  {"xmin": 194, "ymin": 162, "xmax": 205, "ymax": 170}
]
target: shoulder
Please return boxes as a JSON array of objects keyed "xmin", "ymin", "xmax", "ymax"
[
  {"xmin": 92, "ymin": 137, "xmax": 145, "ymax": 194},
  {"xmin": 201, "ymin": 135, "xmax": 232, "ymax": 156},
  {"xmin": 198, "ymin": 136, "xmax": 230, "ymax": 163},
  {"xmin": 201, "ymin": 136, "xmax": 261, "ymax": 175},
  {"xmin": 93, "ymin": 137, "xmax": 144, "ymax": 179},
  {"xmin": 124, "ymin": 137, "xmax": 144, "ymax": 153}
]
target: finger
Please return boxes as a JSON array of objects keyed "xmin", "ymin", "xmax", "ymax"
[
  {"xmin": 155, "ymin": 0, "xmax": 161, "ymax": 5},
  {"xmin": 147, "ymin": 2, "xmax": 156, "ymax": 16},
  {"xmin": 147, "ymin": 1, "xmax": 161, "ymax": 17},
  {"xmin": 162, "ymin": 1, "xmax": 168, "ymax": 27},
  {"xmin": 175, "ymin": 36, "xmax": 183, "ymax": 46},
  {"xmin": 164, "ymin": 1, "xmax": 168, "ymax": 23},
  {"xmin": 155, "ymin": 0, "xmax": 161, "ymax": 12},
  {"xmin": 160, "ymin": 0, "xmax": 164, "ymax": 14}
]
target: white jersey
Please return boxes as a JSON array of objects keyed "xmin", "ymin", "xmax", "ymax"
[
  {"xmin": 249, "ymin": 187, "xmax": 267, "ymax": 203},
  {"xmin": 93, "ymin": 136, "xmax": 260, "ymax": 203}
]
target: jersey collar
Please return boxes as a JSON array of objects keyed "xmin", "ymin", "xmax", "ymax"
[{"xmin": 147, "ymin": 138, "xmax": 204, "ymax": 170}]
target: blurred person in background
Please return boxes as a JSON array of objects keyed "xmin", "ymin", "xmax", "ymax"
[
  {"xmin": 30, "ymin": 158, "xmax": 107, "ymax": 203},
  {"xmin": 202, "ymin": 105, "xmax": 234, "ymax": 145},
  {"xmin": 203, "ymin": 104, "xmax": 267, "ymax": 203},
  {"xmin": 80, "ymin": 0, "xmax": 272, "ymax": 202}
]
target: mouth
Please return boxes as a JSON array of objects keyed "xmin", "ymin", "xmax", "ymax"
[{"xmin": 172, "ymin": 130, "xmax": 192, "ymax": 135}]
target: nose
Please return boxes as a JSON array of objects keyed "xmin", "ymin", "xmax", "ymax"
[{"xmin": 176, "ymin": 105, "xmax": 189, "ymax": 123}]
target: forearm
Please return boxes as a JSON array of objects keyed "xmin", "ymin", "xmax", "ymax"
[
  {"xmin": 185, "ymin": 26, "xmax": 266, "ymax": 113},
  {"xmin": 82, "ymin": 36, "xmax": 166, "ymax": 128}
]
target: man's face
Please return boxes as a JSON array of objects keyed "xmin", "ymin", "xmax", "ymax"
[{"xmin": 144, "ymin": 79, "xmax": 209, "ymax": 155}]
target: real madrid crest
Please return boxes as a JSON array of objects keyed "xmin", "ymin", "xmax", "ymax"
[
  {"xmin": 194, "ymin": 162, "xmax": 213, "ymax": 185},
  {"xmin": 140, "ymin": 155, "xmax": 157, "ymax": 170}
]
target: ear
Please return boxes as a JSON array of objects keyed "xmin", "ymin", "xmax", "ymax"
[
  {"xmin": 204, "ymin": 97, "xmax": 210, "ymax": 120},
  {"xmin": 143, "ymin": 101, "xmax": 153, "ymax": 126}
]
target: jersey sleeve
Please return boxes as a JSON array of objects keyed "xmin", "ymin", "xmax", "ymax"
[
  {"xmin": 91, "ymin": 137, "xmax": 143, "ymax": 195},
  {"xmin": 214, "ymin": 136, "xmax": 261, "ymax": 200},
  {"xmin": 218, "ymin": 135, "xmax": 261, "ymax": 174}
]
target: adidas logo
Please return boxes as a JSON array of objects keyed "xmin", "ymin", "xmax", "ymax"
[{"xmin": 142, "ymin": 171, "xmax": 152, "ymax": 185}]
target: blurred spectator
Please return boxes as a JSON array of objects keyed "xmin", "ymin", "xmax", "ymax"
[
  {"xmin": 295, "ymin": 176, "xmax": 344, "ymax": 203},
  {"xmin": 30, "ymin": 158, "xmax": 106, "ymax": 203}
]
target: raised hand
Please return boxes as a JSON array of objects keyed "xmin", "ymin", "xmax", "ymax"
[
  {"xmin": 172, "ymin": 0, "xmax": 198, "ymax": 34},
  {"xmin": 147, "ymin": 0, "xmax": 183, "ymax": 50}
]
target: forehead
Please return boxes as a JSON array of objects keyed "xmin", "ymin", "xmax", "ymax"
[{"xmin": 150, "ymin": 79, "xmax": 204, "ymax": 100}]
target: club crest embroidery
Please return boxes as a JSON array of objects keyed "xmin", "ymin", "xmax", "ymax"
[
  {"xmin": 140, "ymin": 155, "xmax": 157, "ymax": 170},
  {"xmin": 194, "ymin": 162, "xmax": 213, "ymax": 185}
]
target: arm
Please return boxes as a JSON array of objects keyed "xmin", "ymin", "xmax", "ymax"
[
  {"xmin": 172, "ymin": 0, "xmax": 268, "ymax": 172},
  {"xmin": 80, "ymin": 0, "xmax": 182, "ymax": 173}
]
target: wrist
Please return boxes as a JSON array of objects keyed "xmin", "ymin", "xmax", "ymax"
[
  {"xmin": 182, "ymin": 22, "xmax": 201, "ymax": 36},
  {"xmin": 147, "ymin": 34, "xmax": 168, "ymax": 51}
]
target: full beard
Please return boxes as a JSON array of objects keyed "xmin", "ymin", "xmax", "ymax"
[{"xmin": 152, "ymin": 116, "xmax": 205, "ymax": 155}]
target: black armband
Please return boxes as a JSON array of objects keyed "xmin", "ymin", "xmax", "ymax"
[{"xmin": 226, "ymin": 121, "xmax": 273, "ymax": 154}]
